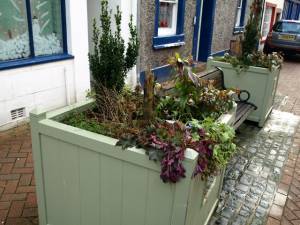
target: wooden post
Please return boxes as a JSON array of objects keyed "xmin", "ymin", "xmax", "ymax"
[{"xmin": 143, "ymin": 67, "xmax": 155, "ymax": 121}]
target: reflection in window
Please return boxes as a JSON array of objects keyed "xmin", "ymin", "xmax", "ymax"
[
  {"xmin": 0, "ymin": 0, "xmax": 30, "ymax": 61},
  {"xmin": 158, "ymin": 0, "xmax": 178, "ymax": 36},
  {"xmin": 30, "ymin": 0, "xmax": 63, "ymax": 56}
]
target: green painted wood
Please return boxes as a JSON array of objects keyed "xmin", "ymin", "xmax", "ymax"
[
  {"xmin": 207, "ymin": 58, "xmax": 281, "ymax": 127},
  {"xmin": 79, "ymin": 149, "xmax": 101, "ymax": 225},
  {"xmin": 198, "ymin": 175, "xmax": 223, "ymax": 224},
  {"xmin": 41, "ymin": 136, "xmax": 81, "ymax": 225},
  {"xmin": 185, "ymin": 176, "xmax": 206, "ymax": 225},
  {"xmin": 171, "ymin": 160, "xmax": 197, "ymax": 225},
  {"xmin": 29, "ymin": 111, "xmax": 47, "ymax": 225},
  {"xmin": 145, "ymin": 171, "xmax": 174, "ymax": 225},
  {"xmin": 30, "ymin": 100, "xmax": 236, "ymax": 225},
  {"xmin": 122, "ymin": 163, "xmax": 148, "ymax": 225},
  {"xmin": 100, "ymin": 155, "xmax": 123, "ymax": 225},
  {"xmin": 40, "ymin": 136, "xmax": 61, "ymax": 225}
]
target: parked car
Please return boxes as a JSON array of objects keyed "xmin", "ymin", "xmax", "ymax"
[{"xmin": 264, "ymin": 20, "xmax": 300, "ymax": 55}]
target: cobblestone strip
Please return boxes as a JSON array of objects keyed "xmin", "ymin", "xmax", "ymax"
[
  {"xmin": 266, "ymin": 124, "xmax": 300, "ymax": 225},
  {"xmin": 0, "ymin": 125, "xmax": 38, "ymax": 225},
  {"xmin": 210, "ymin": 110, "xmax": 300, "ymax": 225}
]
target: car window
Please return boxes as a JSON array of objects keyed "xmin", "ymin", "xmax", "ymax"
[{"xmin": 273, "ymin": 22, "xmax": 300, "ymax": 34}]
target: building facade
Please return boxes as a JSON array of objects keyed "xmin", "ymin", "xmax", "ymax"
[
  {"xmin": 0, "ymin": 0, "xmax": 91, "ymax": 130},
  {"xmin": 0, "ymin": 0, "xmax": 259, "ymax": 130},
  {"xmin": 137, "ymin": 0, "xmax": 254, "ymax": 81},
  {"xmin": 282, "ymin": 0, "xmax": 300, "ymax": 20}
]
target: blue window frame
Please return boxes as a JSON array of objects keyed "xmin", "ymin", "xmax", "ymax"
[
  {"xmin": 0, "ymin": 0, "xmax": 72, "ymax": 71},
  {"xmin": 153, "ymin": 0, "xmax": 186, "ymax": 49},
  {"xmin": 234, "ymin": 0, "xmax": 247, "ymax": 34}
]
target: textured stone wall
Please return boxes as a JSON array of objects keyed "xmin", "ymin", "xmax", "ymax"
[
  {"xmin": 139, "ymin": 0, "xmax": 196, "ymax": 71},
  {"xmin": 211, "ymin": 0, "xmax": 253, "ymax": 53}
]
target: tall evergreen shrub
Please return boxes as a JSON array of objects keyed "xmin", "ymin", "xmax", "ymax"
[
  {"xmin": 89, "ymin": 0, "xmax": 139, "ymax": 92},
  {"xmin": 241, "ymin": 0, "xmax": 263, "ymax": 56}
]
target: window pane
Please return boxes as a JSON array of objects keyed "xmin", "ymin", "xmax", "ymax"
[
  {"xmin": 0, "ymin": 0, "xmax": 30, "ymax": 61},
  {"xmin": 262, "ymin": 7, "xmax": 272, "ymax": 38},
  {"xmin": 235, "ymin": 8, "xmax": 242, "ymax": 27},
  {"xmin": 274, "ymin": 21, "xmax": 300, "ymax": 34},
  {"xmin": 159, "ymin": 2, "xmax": 174, "ymax": 28},
  {"xmin": 30, "ymin": 0, "xmax": 63, "ymax": 56}
]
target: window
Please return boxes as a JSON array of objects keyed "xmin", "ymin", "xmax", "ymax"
[
  {"xmin": 158, "ymin": 0, "xmax": 178, "ymax": 36},
  {"xmin": 31, "ymin": 0, "xmax": 64, "ymax": 56},
  {"xmin": 0, "ymin": 1, "xmax": 30, "ymax": 61},
  {"xmin": 273, "ymin": 21, "xmax": 300, "ymax": 34},
  {"xmin": 261, "ymin": 7, "xmax": 273, "ymax": 39},
  {"xmin": 153, "ymin": 0, "xmax": 185, "ymax": 49},
  {"xmin": 234, "ymin": 0, "xmax": 247, "ymax": 33},
  {"xmin": 0, "ymin": 0, "xmax": 70, "ymax": 67},
  {"xmin": 235, "ymin": 0, "xmax": 243, "ymax": 27}
]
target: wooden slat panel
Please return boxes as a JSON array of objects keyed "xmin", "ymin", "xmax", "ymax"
[
  {"xmin": 236, "ymin": 104, "xmax": 252, "ymax": 121},
  {"xmin": 79, "ymin": 149, "xmax": 101, "ymax": 225},
  {"xmin": 185, "ymin": 176, "xmax": 205, "ymax": 225},
  {"xmin": 100, "ymin": 155, "xmax": 123, "ymax": 225},
  {"xmin": 122, "ymin": 163, "xmax": 148, "ymax": 225},
  {"xmin": 41, "ymin": 136, "xmax": 81, "ymax": 225},
  {"xmin": 41, "ymin": 136, "xmax": 61, "ymax": 225},
  {"xmin": 145, "ymin": 172, "xmax": 174, "ymax": 225},
  {"xmin": 234, "ymin": 103, "xmax": 256, "ymax": 129}
]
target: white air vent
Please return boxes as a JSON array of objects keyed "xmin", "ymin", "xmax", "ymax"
[{"xmin": 11, "ymin": 108, "xmax": 26, "ymax": 120}]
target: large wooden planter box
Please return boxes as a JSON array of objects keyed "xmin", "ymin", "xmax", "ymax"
[
  {"xmin": 207, "ymin": 57, "xmax": 281, "ymax": 127},
  {"xmin": 30, "ymin": 100, "xmax": 236, "ymax": 225}
]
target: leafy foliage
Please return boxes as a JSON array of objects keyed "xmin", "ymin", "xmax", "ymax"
[
  {"xmin": 89, "ymin": 0, "xmax": 139, "ymax": 92},
  {"xmin": 216, "ymin": 52, "xmax": 283, "ymax": 72},
  {"xmin": 63, "ymin": 52, "xmax": 237, "ymax": 184},
  {"xmin": 156, "ymin": 54, "xmax": 235, "ymax": 122},
  {"xmin": 188, "ymin": 119, "xmax": 236, "ymax": 178}
]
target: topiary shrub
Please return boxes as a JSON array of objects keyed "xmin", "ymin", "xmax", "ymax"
[{"xmin": 89, "ymin": 0, "xmax": 139, "ymax": 92}]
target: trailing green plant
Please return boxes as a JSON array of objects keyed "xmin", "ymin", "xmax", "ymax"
[{"xmin": 89, "ymin": 0, "xmax": 139, "ymax": 92}]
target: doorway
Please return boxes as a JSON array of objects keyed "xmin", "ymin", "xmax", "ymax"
[{"xmin": 192, "ymin": 0, "xmax": 217, "ymax": 62}]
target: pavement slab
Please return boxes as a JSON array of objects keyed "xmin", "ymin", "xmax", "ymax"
[{"xmin": 210, "ymin": 110, "xmax": 300, "ymax": 225}]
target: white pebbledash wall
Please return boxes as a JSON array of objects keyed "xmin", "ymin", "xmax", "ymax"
[
  {"xmin": 87, "ymin": 0, "xmax": 138, "ymax": 87},
  {"xmin": 0, "ymin": 0, "xmax": 91, "ymax": 131}
]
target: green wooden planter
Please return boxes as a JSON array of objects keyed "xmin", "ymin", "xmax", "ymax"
[
  {"xmin": 30, "ymin": 100, "xmax": 236, "ymax": 225},
  {"xmin": 207, "ymin": 57, "xmax": 281, "ymax": 127}
]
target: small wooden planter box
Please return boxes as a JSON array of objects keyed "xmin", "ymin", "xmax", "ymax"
[
  {"xmin": 207, "ymin": 58, "xmax": 281, "ymax": 127},
  {"xmin": 30, "ymin": 100, "xmax": 236, "ymax": 225}
]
